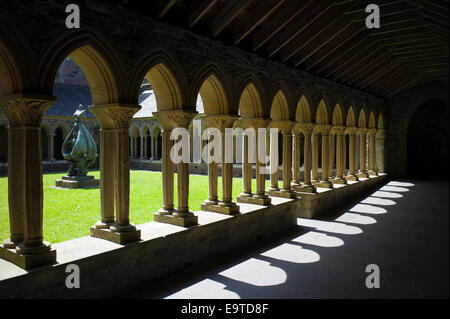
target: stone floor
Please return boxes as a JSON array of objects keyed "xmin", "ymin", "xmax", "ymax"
[{"xmin": 126, "ymin": 179, "xmax": 449, "ymax": 299}]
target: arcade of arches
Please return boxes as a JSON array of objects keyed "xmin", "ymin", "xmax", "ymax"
[{"xmin": 0, "ymin": 0, "xmax": 448, "ymax": 298}]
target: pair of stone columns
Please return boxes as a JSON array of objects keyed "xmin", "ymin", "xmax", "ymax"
[
  {"xmin": 329, "ymin": 126, "xmax": 346, "ymax": 184},
  {"xmin": 266, "ymin": 121, "xmax": 296, "ymax": 199},
  {"xmin": 153, "ymin": 110, "xmax": 198, "ymax": 227},
  {"xmin": 201, "ymin": 115, "xmax": 239, "ymax": 215},
  {"xmin": 150, "ymin": 135, "xmax": 159, "ymax": 160},
  {"xmin": 89, "ymin": 103, "xmax": 141, "ymax": 244},
  {"xmin": 236, "ymin": 118, "xmax": 271, "ymax": 206},
  {"xmin": 291, "ymin": 123, "xmax": 316, "ymax": 193},
  {"xmin": 311, "ymin": 125, "xmax": 332, "ymax": 188},
  {"xmin": 0, "ymin": 94, "xmax": 57, "ymax": 269}
]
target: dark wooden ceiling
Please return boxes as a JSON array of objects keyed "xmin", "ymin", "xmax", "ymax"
[{"xmin": 115, "ymin": 0, "xmax": 449, "ymax": 98}]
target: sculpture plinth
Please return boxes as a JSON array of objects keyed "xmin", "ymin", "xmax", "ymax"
[{"xmin": 55, "ymin": 175, "xmax": 100, "ymax": 189}]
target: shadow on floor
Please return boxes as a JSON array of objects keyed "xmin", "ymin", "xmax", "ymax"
[{"xmin": 122, "ymin": 180, "xmax": 449, "ymax": 299}]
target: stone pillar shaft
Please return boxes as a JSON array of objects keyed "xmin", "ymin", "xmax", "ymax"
[
  {"xmin": 336, "ymin": 134, "xmax": 344, "ymax": 178},
  {"xmin": 48, "ymin": 133, "xmax": 55, "ymax": 161},
  {"xmin": 99, "ymin": 129, "xmax": 115, "ymax": 225},
  {"xmin": 281, "ymin": 133, "xmax": 292, "ymax": 191},
  {"xmin": 304, "ymin": 133, "xmax": 312, "ymax": 186},
  {"xmin": 321, "ymin": 134, "xmax": 329, "ymax": 182},
  {"xmin": 6, "ymin": 127, "xmax": 26, "ymax": 246},
  {"xmin": 359, "ymin": 133, "xmax": 367, "ymax": 173},
  {"xmin": 269, "ymin": 132, "xmax": 279, "ymax": 190},
  {"xmin": 114, "ymin": 129, "xmax": 132, "ymax": 228},
  {"xmin": 161, "ymin": 130, "xmax": 174, "ymax": 213},
  {"xmin": 241, "ymin": 134, "xmax": 252, "ymax": 195},
  {"xmin": 312, "ymin": 134, "xmax": 319, "ymax": 181},
  {"xmin": 329, "ymin": 134, "xmax": 335, "ymax": 177},
  {"xmin": 292, "ymin": 134, "xmax": 301, "ymax": 185},
  {"xmin": 349, "ymin": 134, "xmax": 356, "ymax": 176}
]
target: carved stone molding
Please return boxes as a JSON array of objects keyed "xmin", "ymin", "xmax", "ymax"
[
  {"xmin": 0, "ymin": 94, "xmax": 56, "ymax": 126},
  {"xmin": 330, "ymin": 125, "xmax": 346, "ymax": 135},
  {"xmin": 268, "ymin": 120, "xmax": 294, "ymax": 133},
  {"xmin": 312, "ymin": 124, "xmax": 331, "ymax": 135},
  {"xmin": 89, "ymin": 104, "xmax": 140, "ymax": 129},
  {"xmin": 153, "ymin": 110, "xmax": 198, "ymax": 130},
  {"xmin": 292, "ymin": 122, "xmax": 314, "ymax": 135},
  {"xmin": 200, "ymin": 114, "xmax": 239, "ymax": 131},
  {"xmin": 344, "ymin": 126, "xmax": 358, "ymax": 135},
  {"xmin": 234, "ymin": 117, "xmax": 270, "ymax": 130}
]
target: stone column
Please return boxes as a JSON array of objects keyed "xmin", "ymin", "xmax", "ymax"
[
  {"xmin": 202, "ymin": 133, "xmax": 219, "ymax": 207},
  {"xmin": 368, "ymin": 129, "xmax": 378, "ymax": 175},
  {"xmin": 143, "ymin": 135, "xmax": 148, "ymax": 158},
  {"xmin": 236, "ymin": 118, "xmax": 271, "ymax": 206},
  {"xmin": 201, "ymin": 115, "xmax": 239, "ymax": 215},
  {"xmin": 48, "ymin": 133, "xmax": 55, "ymax": 161},
  {"xmin": 329, "ymin": 133, "xmax": 335, "ymax": 178},
  {"xmin": 153, "ymin": 110, "xmax": 198, "ymax": 227},
  {"xmin": 291, "ymin": 133, "xmax": 301, "ymax": 186},
  {"xmin": 0, "ymin": 94, "xmax": 57, "ymax": 269},
  {"xmin": 160, "ymin": 130, "xmax": 174, "ymax": 214},
  {"xmin": 280, "ymin": 128, "xmax": 295, "ymax": 198},
  {"xmin": 89, "ymin": 104, "xmax": 141, "ymax": 244},
  {"xmin": 318, "ymin": 132, "xmax": 332, "ymax": 188},
  {"xmin": 130, "ymin": 136, "xmax": 134, "ymax": 158},
  {"xmin": 239, "ymin": 134, "xmax": 252, "ymax": 198},
  {"xmin": 345, "ymin": 128, "xmax": 358, "ymax": 181},
  {"xmin": 302, "ymin": 131, "xmax": 315, "ymax": 191},
  {"xmin": 268, "ymin": 130, "xmax": 279, "ymax": 192},
  {"xmin": 3, "ymin": 127, "xmax": 25, "ymax": 248},
  {"xmin": 140, "ymin": 135, "xmax": 145, "ymax": 160},
  {"xmin": 311, "ymin": 133, "xmax": 319, "ymax": 182},
  {"xmin": 95, "ymin": 128, "xmax": 115, "ymax": 229},
  {"xmin": 358, "ymin": 129, "xmax": 368, "ymax": 178},
  {"xmin": 150, "ymin": 135, "xmax": 155, "ymax": 159},
  {"xmin": 331, "ymin": 127, "xmax": 346, "ymax": 184},
  {"xmin": 375, "ymin": 129, "xmax": 385, "ymax": 173},
  {"xmin": 155, "ymin": 135, "xmax": 159, "ymax": 159}
]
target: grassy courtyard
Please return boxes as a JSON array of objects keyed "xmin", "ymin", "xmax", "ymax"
[{"xmin": 0, "ymin": 170, "xmax": 268, "ymax": 243}]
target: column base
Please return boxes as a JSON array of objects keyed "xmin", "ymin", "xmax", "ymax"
[
  {"xmin": 315, "ymin": 180, "xmax": 333, "ymax": 188},
  {"xmin": 0, "ymin": 242, "xmax": 56, "ymax": 270},
  {"xmin": 345, "ymin": 175, "xmax": 358, "ymax": 181},
  {"xmin": 2, "ymin": 238, "xmax": 22, "ymax": 249},
  {"xmin": 201, "ymin": 202, "xmax": 240, "ymax": 215},
  {"xmin": 331, "ymin": 177, "xmax": 347, "ymax": 184},
  {"xmin": 94, "ymin": 220, "xmax": 114, "ymax": 230},
  {"xmin": 293, "ymin": 184, "xmax": 316, "ymax": 193},
  {"xmin": 154, "ymin": 212, "xmax": 198, "ymax": 227},
  {"xmin": 368, "ymin": 170, "xmax": 378, "ymax": 176},
  {"xmin": 237, "ymin": 194, "xmax": 272, "ymax": 206},
  {"xmin": 267, "ymin": 189, "xmax": 296, "ymax": 199},
  {"xmin": 90, "ymin": 225, "xmax": 141, "ymax": 245},
  {"xmin": 357, "ymin": 171, "xmax": 369, "ymax": 178}
]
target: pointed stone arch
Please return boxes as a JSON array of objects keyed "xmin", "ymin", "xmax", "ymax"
[
  {"xmin": 315, "ymin": 99, "xmax": 329, "ymax": 124},
  {"xmin": 332, "ymin": 104, "xmax": 344, "ymax": 126},
  {"xmin": 236, "ymin": 74, "xmax": 265, "ymax": 118},
  {"xmin": 358, "ymin": 109, "xmax": 367, "ymax": 128},
  {"xmin": 131, "ymin": 50, "xmax": 187, "ymax": 111},
  {"xmin": 296, "ymin": 95, "xmax": 312, "ymax": 123},
  {"xmin": 377, "ymin": 113, "xmax": 384, "ymax": 129},
  {"xmin": 346, "ymin": 106, "xmax": 356, "ymax": 127},
  {"xmin": 368, "ymin": 111, "xmax": 376, "ymax": 128},
  {"xmin": 192, "ymin": 63, "xmax": 232, "ymax": 115},
  {"xmin": 270, "ymin": 90, "xmax": 290, "ymax": 121},
  {"xmin": 39, "ymin": 28, "xmax": 126, "ymax": 105}
]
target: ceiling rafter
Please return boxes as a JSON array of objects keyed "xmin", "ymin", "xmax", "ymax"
[
  {"xmin": 187, "ymin": 0, "xmax": 219, "ymax": 28},
  {"xmin": 209, "ymin": 0, "xmax": 254, "ymax": 37}
]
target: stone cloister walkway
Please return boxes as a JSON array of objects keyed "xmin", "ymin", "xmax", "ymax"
[{"xmin": 127, "ymin": 180, "xmax": 449, "ymax": 299}]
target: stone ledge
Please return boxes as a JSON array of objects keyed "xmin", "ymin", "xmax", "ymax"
[{"xmin": 0, "ymin": 196, "xmax": 297, "ymax": 298}]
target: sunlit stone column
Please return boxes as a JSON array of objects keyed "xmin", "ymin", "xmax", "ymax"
[
  {"xmin": 202, "ymin": 115, "xmax": 239, "ymax": 215},
  {"xmin": 311, "ymin": 132, "xmax": 319, "ymax": 182},
  {"xmin": 237, "ymin": 118, "xmax": 271, "ymax": 206},
  {"xmin": 154, "ymin": 110, "xmax": 198, "ymax": 227},
  {"xmin": 48, "ymin": 133, "xmax": 55, "ymax": 161},
  {"xmin": 368, "ymin": 128, "xmax": 378, "ymax": 175},
  {"xmin": 291, "ymin": 132, "xmax": 301, "ymax": 187},
  {"xmin": 160, "ymin": 130, "xmax": 174, "ymax": 214},
  {"xmin": 140, "ymin": 135, "xmax": 145, "ymax": 160},
  {"xmin": 331, "ymin": 127, "xmax": 346, "ymax": 184},
  {"xmin": 268, "ymin": 130, "xmax": 279, "ymax": 192},
  {"xmin": 357, "ymin": 128, "xmax": 368, "ymax": 178},
  {"xmin": 95, "ymin": 128, "xmax": 115, "ymax": 229},
  {"xmin": 314, "ymin": 125, "xmax": 332, "ymax": 188},
  {"xmin": 90, "ymin": 104, "xmax": 141, "ymax": 244},
  {"xmin": 0, "ymin": 94, "xmax": 57, "ymax": 269},
  {"xmin": 201, "ymin": 118, "xmax": 219, "ymax": 210},
  {"xmin": 329, "ymin": 133, "xmax": 335, "ymax": 178},
  {"xmin": 302, "ymin": 130, "xmax": 315, "ymax": 192},
  {"xmin": 150, "ymin": 135, "xmax": 155, "ymax": 159},
  {"xmin": 345, "ymin": 128, "xmax": 358, "ymax": 181}
]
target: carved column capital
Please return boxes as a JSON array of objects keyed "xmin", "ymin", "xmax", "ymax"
[
  {"xmin": 235, "ymin": 117, "xmax": 270, "ymax": 130},
  {"xmin": 0, "ymin": 93, "xmax": 56, "ymax": 127},
  {"xmin": 89, "ymin": 103, "xmax": 140, "ymax": 129},
  {"xmin": 330, "ymin": 125, "xmax": 346, "ymax": 135},
  {"xmin": 367, "ymin": 128, "xmax": 377, "ymax": 136},
  {"xmin": 344, "ymin": 126, "xmax": 358, "ymax": 135},
  {"xmin": 269, "ymin": 120, "xmax": 294, "ymax": 134},
  {"xmin": 312, "ymin": 124, "xmax": 331, "ymax": 135},
  {"xmin": 293, "ymin": 122, "xmax": 314, "ymax": 135},
  {"xmin": 200, "ymin": 114, "xmax": 238, "ymax": 131},
  {"xmin": 153, "ymin": 110, "xmax": 198, "ymax": 130}
]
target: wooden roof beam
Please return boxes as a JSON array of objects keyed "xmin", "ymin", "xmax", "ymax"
[
  {"xmin": 210, "ymin": 0, "xmax": 253, "ymax": 37},
  {"xmin": 187, "ymin": 0, "xmax": 219, "ymax": 28}
]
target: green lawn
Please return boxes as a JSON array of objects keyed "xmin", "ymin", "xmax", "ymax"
[{"xmin": 0, "ymin": 170, "xmax": 268, "ymax": 243}]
